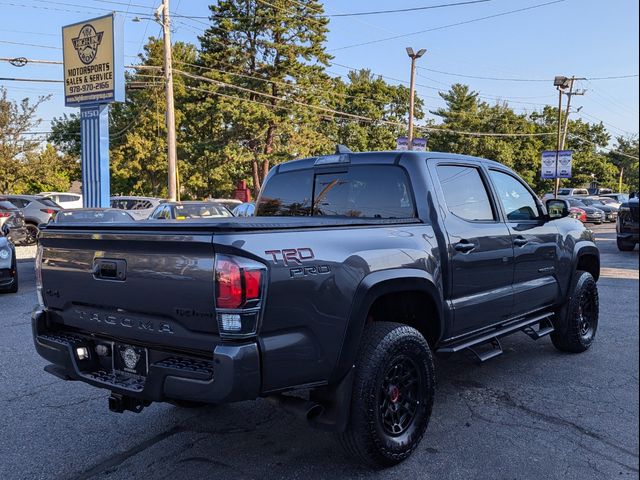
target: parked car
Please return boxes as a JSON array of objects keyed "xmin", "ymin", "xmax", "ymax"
[
  {"xmin": 53, "ymin": 209, "xmax": 136, "ymax": 224},
  {"xmin": 581, "ymin": 197, "xmax": 619, "ymax": 222},
  {"xmin": 110, "ymin": 196, "xmax": 165, "ymax": 220},
  {"xmin": 148, "ymin": 201, "xmax": 233, "ymax": 220},
  {"xmin": 211, "ymin": 198, "xmax": 242, "ymax": 211},
  {"xmin": 39, "ymin": 192, "xmax": 83, "ymax": 209},
  {"xmin": 32, "ymin": 150, "xmax": 600, "ymax": 467},
  {"xmin": 0, "ymin": 223, "xmax": 18, "ymax": 293},
  {"xmin": 232, "ymin": 202, "xmax": 255, "ymax": 217},
  {"xmin": 557, "ymin": 188, "xmax": 589, "ymax": 197},
  {"xmin": 0, "ymin": 200, "xmax": 29, "ymax": 245},
  {"xmin": 561, "ymin": 197, "xmax": 605, "ymax": 224},
  {"xmin": 569, "ymin": 207, "xmax": 587, "ymax": 223},
  {"xmin": 601, "ymin": 193, "xmax": 630, "ymax": 205},
  {"xmin": 598, "ymin": 196, "xmax": 622, "ymax": 209},
  {"xmin": 616, "ymin": 195, "xmax": 639, "ymax": 251},
  {"xmin": 0, "ymin": 195, "xmax": 60, "ymax": 244},
  {"xmin": 587, "ymin": 187, "xmax": 613, "ymax": 196}
]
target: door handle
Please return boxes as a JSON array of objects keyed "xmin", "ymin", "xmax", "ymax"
[
  {"xmin": 454, "ymin": 241, "xmax": 476, "ymax": 253},
  {"xmin": 513, "ymin": 236, "xmax": 528, "ymax": 247}
]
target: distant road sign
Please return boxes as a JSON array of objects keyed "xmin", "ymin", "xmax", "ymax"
[
  {"xmin": 396, "ymin": 137, "xmax": 427, "ymax": 151},
  {"xmin": 541, "ymin": 150, "xmax": 573, "ymax": 179}
]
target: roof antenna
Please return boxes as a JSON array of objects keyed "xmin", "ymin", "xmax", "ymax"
[{"xmin": 335, "ymin": 144, "xmax": 352, "ymax": 154}]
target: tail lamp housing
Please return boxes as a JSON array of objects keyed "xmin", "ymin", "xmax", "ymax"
[
  {"xmin": 35, "ymin": 244, "xmax": 45, "ymax": 308},
  {"xmin": 215, "ymin": 254, "xmax": 266, "ymax": 339}
]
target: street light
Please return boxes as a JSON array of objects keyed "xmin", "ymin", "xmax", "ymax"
[{"xmin": 406, "ymin": 47, "xmax": 426, "ymax": 150}]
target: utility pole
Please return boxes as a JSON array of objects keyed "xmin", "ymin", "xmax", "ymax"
[
  {"xmin": 619, "ymin": 166, "xmax": 624, "ymax": 193},
  {"xmin": 158, "ymin": 0, "xmax": 178, "ymax": 201},
  {"xmin": 406, "ymin": 47, "xmax": 426, "ymax": 150},
  {"xmin": 560, "ymin": 76, "xmax": 586, "ymax": 149},
  {"xmin": 553, "ymin": 77, "xmax": 565, "ymax": 198}
]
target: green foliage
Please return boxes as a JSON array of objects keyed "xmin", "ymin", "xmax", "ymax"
[
  {"xmin": 0, "ymin": 87, "xmax": 76, "ymax": 193},
  {"xmin": 608, "ymin": 136, "xmax": 639, "ymax": 192},
  {"xmin": 3, "ymin": 12, "xmax": 629, "ymax": 200}
]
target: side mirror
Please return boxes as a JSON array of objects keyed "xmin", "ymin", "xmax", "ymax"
[{"xmin": 546, "ymin": 199, "xmax": 570, "ymax": 219}]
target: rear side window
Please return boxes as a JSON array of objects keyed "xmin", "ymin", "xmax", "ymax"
[
  {"xmin": 313, "ymin": 166, "xmax": 415, "ymax": 218},
  {"xmin": 437, "ymin": 165, "xmax": 494, "ymax": 221},
  {"xmin": 0, "ymin": 201, "xmax": 18, "ymax": 210},
  {"xmin": 256, "ymin": 166, "xmax": 415, "ymax": 218},
  {"xmin": 38, "ymin": 198, "xmax": 59, "ymax": 207},
  {"xmin": 257, "ymin": 170, "xmax": 313, "ymax": 216}
]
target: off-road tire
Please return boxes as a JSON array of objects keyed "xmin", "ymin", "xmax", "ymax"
[
  {"xmin": 617, "ymin": 237, "xmax": 636, "ymax": 251},
  {"xmin": 551, "ymin": 271, "xmax": 598, "ymax": 353},
  {"xmin": 338, "ymin": 322, "xmax": 435, "ymax": 468}
]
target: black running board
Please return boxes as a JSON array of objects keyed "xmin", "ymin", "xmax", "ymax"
[{"xmin": 437, "ymin": 312, "xmax": 555, "ymax": 362}]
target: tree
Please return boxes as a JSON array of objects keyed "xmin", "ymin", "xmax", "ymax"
[
  {"xmin": 428, "ymin": 83, "xmax": 619, "ymax": 194},
  {"xmin": 328, "ymin": 69, "xmax": 423, "ymax": 152},
  {"xmin": 192, "ymin": 0, "xmax": 333, "ymax": 197},
  {"xmin": 0, "ymin": 87, "xmax": 50, "ymax": 193},
  {"xmin": 608, "ymin": 136, "xmax": 639, "ymax": 192}
]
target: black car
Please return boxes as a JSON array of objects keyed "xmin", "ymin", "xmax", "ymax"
[
  {"xmin": 0, "ymin": 200, "xmax": 29, "ymax": 245},
  {"xmin": 581, "ymin": 197, "xmax": 619, "ymax": 222},
  {"xmin": 53, "ymin": 208, "xmax": 136, "ymax": 224},
  {"xmin": 1, "ymin": 195, "xmax": 61, "ymax": 245},
  {"xmin": 616, "ymin": 196, "xmax": 639, "ymax": 251},
  {"xmin": 0, "ymin": 224, "xmax": 18, "ymax": 293}
]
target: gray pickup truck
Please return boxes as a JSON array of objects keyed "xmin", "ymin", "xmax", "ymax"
[{"xmin": 32, "ymin": 150, "xmax": 600, "ymax": 467}]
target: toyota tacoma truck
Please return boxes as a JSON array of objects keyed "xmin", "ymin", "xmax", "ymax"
[{"xmin": 32, "ymin": 149, "xmax": 600, "ymax": 467}]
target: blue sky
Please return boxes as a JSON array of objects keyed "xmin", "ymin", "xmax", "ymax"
[{"xmin": 1, "ymin": 0, "xmax": 638, "ymax": 143}]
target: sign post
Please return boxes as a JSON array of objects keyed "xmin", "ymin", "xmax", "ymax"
[{"xmin": 63, "ymin": 14, "xmax": 124, "ymax": 208}]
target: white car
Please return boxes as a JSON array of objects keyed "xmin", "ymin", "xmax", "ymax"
[
  {"xmin": 40, "ymin": 192, "xmax": 83, "ymax": 209},
  {"xmin": 110, "ymin": 196, "xmax": 165, "ymax": 220}
]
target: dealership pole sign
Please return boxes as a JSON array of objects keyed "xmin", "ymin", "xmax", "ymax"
[
  {"xmin": 396, "ymin": 137, "xmax": 427, "ymax": 151},
  {"xmin": 541, "ymin": 150, "xmax": 573, "ymax": 179},
  {"xmin": 63, "ymin": 14, "xmax": 124, "ymax": 207}
]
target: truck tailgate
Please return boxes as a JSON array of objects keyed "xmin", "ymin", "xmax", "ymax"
[{"xmin": 39, "ymin": 230, "xmax": 218, "ymax": 352}]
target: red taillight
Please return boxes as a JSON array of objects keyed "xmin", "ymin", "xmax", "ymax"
[
  {"xmin": 0, "ymin": 212, "xmax": 10, "ymax": 218},
  {"xmin": 216, "ymin": 258, "xmax": 243, "ymax": 309},
  {"xmin": 40, "ymin": 209, "xmax": 57, "ymax": 215},
  {"xmin": 215, "ymin": 255, "xmax": 264, "ymax": 309},
  {"xmin": 244, "ymin": 270, "xmax": 262, "ymax": 300}
]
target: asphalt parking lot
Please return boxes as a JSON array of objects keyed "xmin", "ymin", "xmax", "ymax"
[{"xmin": 0, "ymin": 223, "xmax": 638, "ymax": 480}]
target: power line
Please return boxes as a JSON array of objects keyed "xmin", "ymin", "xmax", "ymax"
[
  {"xmin": 325, "ymin": 0, "xmax": 491, "ymax": 17},
  {"xmin": 0, "ymin": 40, "xmax": 61, "ymax": 50},
  {"xmin": 419, "ymin": 67, "xmax": 639, "ymax": 83},
  {"xmin": 0, "ymin": 76, "xmax": 62, "ymax": 83},
  {"xmin": 331, "ymin": 0, "xmax": 566, "ymax": 51}
]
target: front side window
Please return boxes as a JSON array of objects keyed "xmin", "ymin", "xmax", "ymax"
[
  {"xmin": 489, "ymin": 170, "xmax": 541, "ymax": 221},
  {"xmin": 436, "ymin": 165, "xmax": 494, "ymax": 221}
]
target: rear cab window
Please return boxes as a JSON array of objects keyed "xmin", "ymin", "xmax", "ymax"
[{"xmin": 256, "ymin": 165, "xmax": 416, "ymax": 219}]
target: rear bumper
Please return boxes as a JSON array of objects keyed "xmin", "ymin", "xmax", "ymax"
[{"xmin": 32, "ymin": 309, "xmax": 261, "ymax": 404}]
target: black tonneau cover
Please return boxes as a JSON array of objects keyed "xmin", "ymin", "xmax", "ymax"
[{"xmin": 44, "ymin": 216, "xmax": 422, "ymax": 232}]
